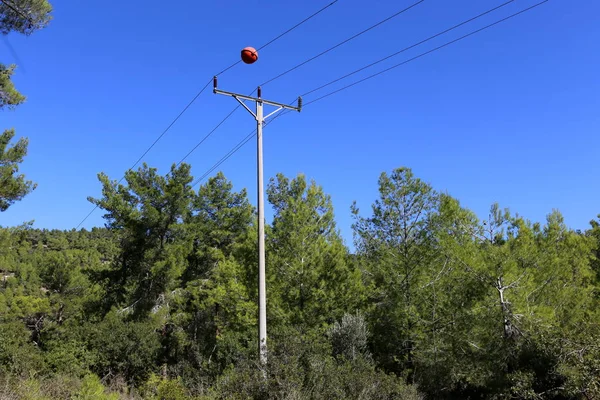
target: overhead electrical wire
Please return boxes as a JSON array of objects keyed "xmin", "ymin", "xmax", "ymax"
[
  {"xmin": 74, "ymin": 0, "xmax": 341, "ymax": 229},
  {"xmin": 181, "ymin": 0, "xmax": 428, "ymax": 169},
  {"xmin": 174, "ymin": 105, "xmax": 240, "ymax": 167},
  {"xmin": 191, "ymin": 130, "xmax": 255, "ymax": 188},
  {"xmin": 191, "ymin": 112, "xmax": 287, "ymax": 188},
  {"xmin": 179, "ymin": 0, "xmax": 430, "ymax": 183},
  {"xmin": 170, "ymin": 0, "xmax": 378, "ymax": 169},
  {"xmin": 303, "ymin": 0, "xmax": 549, "ymax": 107},
  {"xmin": 301, "ymin": 0, "xmax": 517, "ymax": 98},
  {"xmin": 0, "ymin": 0, "xmax": 37, "ymax": 63},
  {"xmin": 259, "ymin": 0, "xmax": 426, "ymax": 87},
  {"xmin": 121, "ymin": 0, "xmax": 341, "ymax": 178},
  {"xmin": 190, "ymin": 0, "xmax": 550, "ymax": 187},
  {"xmin": 2, "ymin": 36, "xmax": 25, "ymax": 71},
  {"xmin": 214, "ymin": 0, "xmax": 340, "ymax": 77}
]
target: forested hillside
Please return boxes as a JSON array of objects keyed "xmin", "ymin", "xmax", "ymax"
[{"xmin": 0, "ymin": 164, "xmax": 598, "ymax": 399}]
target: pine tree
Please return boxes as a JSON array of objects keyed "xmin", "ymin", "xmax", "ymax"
[
  {"xmin": 267, "ymin": 173, "xmax": 364, "ymax": 329},
  {"xmin": 0, "ymin": 1, "xmax": 53, "ymax": 209},
  {"xmin": 88, "ymin": 163, "xmax": 194, "ymax": 318},
  {"xmin": 0, "ymin": 129, "xmax": 36, "ymax": 211},
  {"xmin": 351, "ymin": 167, "xmax": 439, "ymax": 378},
  {"xmin": 175, "ymin": 172, "xmax": 256, "ymax": 375}
]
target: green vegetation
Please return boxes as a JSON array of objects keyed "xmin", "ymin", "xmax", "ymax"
[
  {"xmin": 2, "ymin": 2, "xmax": 598, "ymax": 398},
  {"xmin": 0, "ymin": 128, "xmax": 37, "ymax": 211},
  {"xmin": 0, "ymin": 163, "xmax": 599, "ymax": 399},
  {"xmin": 1, "ymin": 0, "xmax": 52, "ymax": 211}
]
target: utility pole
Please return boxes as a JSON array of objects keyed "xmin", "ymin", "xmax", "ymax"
[{"xmin": 213, "ymin": 76, "xmax": 301, "ymax": 367}]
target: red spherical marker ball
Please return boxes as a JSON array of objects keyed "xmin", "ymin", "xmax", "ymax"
[{"xmin": 241, "ymin": 47, "xmax": 258, "ymax": 64}]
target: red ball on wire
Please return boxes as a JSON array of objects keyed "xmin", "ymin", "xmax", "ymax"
[{"xmin": 241, "ymin": 47, "xmax": 258, "ymax": 64}]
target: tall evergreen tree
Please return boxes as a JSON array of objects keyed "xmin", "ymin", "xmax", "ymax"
[
  {"xmin": 88, "ymin": 163, "xmax": 194, "ymax": 318},
  {"xmin": 184, "ymin": 172, "xmax": 253, "ymax": 282},
  {"xmin": 351, "ymin": 167, "xmax": 439, "ymax": 378},
  {"xmin": 175, "ymin": 172, "xmax": 256, "ymax": 376},
  {"xmin": 267, "ymin": 173, "xmax": 364, "ymax": 329}
]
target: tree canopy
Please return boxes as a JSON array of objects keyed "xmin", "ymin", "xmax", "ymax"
[
  {"xmin": 1, "ymin": 164, "xmax": 599, "ymax": 399},
  {"xmin": 0, "ymin": 0, "xmax": 52, "ymax": 35},
  {"xmin": 0, "ymin": 0, "xmax": 52, "ymax": 211},
  {"xmin": 0, "ymin": 128, "xmax": 36, "ymax": 211}
]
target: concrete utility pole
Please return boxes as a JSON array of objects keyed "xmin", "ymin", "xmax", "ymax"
[{"xmin": 213, "ymin": 76, "xmax": 301, "ymax": 366}]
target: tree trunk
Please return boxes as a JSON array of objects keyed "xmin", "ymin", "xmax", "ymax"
[{"xmin": 497, "ymin": 277, "xmax": 514, "ymax": 340}]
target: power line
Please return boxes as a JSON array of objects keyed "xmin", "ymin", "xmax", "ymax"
[
  {"xmin": 191, "ymin": 0, "xmax": 549, "ymax": 184},
  {"xmin": 83, "ymin": 0, "xmax": 544, "ymax": 223},
  {"xmin": 75, "ymin": 78, "xmax": 214, "ymax": 229},
  {"xmin": 181, "ymin": 0, "xmax": 431, "ymax": 183},
  {"xmin": 178, "ymin": 0, "xmax": 429, "ymax": 177},
  {"xmin": 175, "ymin": 104, "xmax": 241, "ymax": 167},
  {"xmin": 123, "ymin": 0, "xmax": 341, "ymax": 177},
  {"xmin": 304, "ymin": 0, "xmax": 549, "ymax": 107},
  {"xmin": 191, "ymin": 130, "xmax": 255, "ymax": 187},
  {"xmin": 173, "ymin": 1, "xmax": 345, "ymax": 169},
  {"xmin": 257, "ymin": 1, "xmax": 339, "ymax": 52},
  {"xmin": 260, "ymin": 0, "xmax": 426, "ymax": 87},
  {"xmin": 214, "ymin": 0, "xmax": 340, "ymax": 77},
  {"xmin": 74, "ymin": 0, "xmax": 342, "ymax": 229},
  {"xmin": 2, "ymin": 36, "xmax": 26, "ymax": 71},
  {"xmin": 191, "ymin": 111, "xmax": 290, "ymax": 188},
  {"xmin": 125, "ymin": 78, "xmax": 213, "ymax": 177},
  {"xmin": 301, "ymin": 0, "xmax": 517, "ymax": 97}
]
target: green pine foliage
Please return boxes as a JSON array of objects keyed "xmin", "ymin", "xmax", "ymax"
[
  {"xmin": 0, "ymin": 129, "xmax": 37, "ymax": 211},
  {"xmin": 0, "ymin": 67, "xmax": 26, "ymax": 109},
  {"xmin": 267, "ymin": 173, "xmax": 365, "ymax": 329},
  {"xmin": 0, "ymin": 164, "xmax": 599, "ymax": 399},
  {"xmin": 0, "ymin": 0, "xmax": 52, "ymax": 35},
  {"xmin": 2, "ymin": 0, "xmax": 54, "ymax": 211}
]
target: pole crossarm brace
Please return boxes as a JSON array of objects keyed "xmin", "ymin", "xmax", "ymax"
[{"xmin": 213, "ymin": 76, "xmax": 302, "ymax": 122}]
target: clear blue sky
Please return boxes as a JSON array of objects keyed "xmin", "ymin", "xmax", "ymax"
[{"xmin": 1, "ymin": 0, "xmax": 599, "ymax": 247}]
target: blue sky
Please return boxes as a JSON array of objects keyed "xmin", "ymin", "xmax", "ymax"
[{"xmin": 1, "ymin": 0, "xmax": 599, "ymax": 247}]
